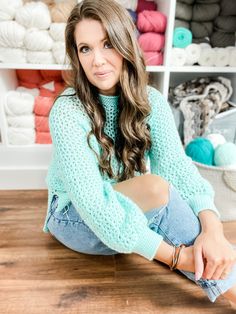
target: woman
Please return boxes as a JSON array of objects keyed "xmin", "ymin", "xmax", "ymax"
[{"xmin": 43, "ymin": 0, "xmax": 236, "ymax": 306}]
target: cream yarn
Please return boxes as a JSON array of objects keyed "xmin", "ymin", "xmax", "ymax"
[
  {"xmin": 7, "ymin": 115, "xmax": 35, "ymax": 128},
  {"xmin": 5, "ymin": 91, "xmax": 34, "ymax": 116},
  {"xmin": 8, "ymin": 127, "xmax": 35, "ymax": 145},
  {"xmin": 26, "ymin": 50, "xmax": 55, "ymax": 64},
  {"xmin": 50, "ymin": 0, "xmax": 76, "ymax": 23},
  {"xmin": 52, "ymin": 41, "xmax": 67, "ymax": 64},
  {"xmin": 49, "ymin": 23, "xmax": 66, "ymax": 42},
  {"xmin": 24, "ymin": 29, "xmax": 53, "ymax": 51},
  {"xmin": 0, "ymin": 21, "xmax": 26, "ymax": 48},
  {"xmin": 0, "ymin": 47, "xmax": 26, "ymax": 63},
  {"xmin": 0, "ymin": 0, "xmax": 23, "ymax": 21},
  {"xmin": 15, "ymin": 1, "xmax": 51, "ymax": 30}
]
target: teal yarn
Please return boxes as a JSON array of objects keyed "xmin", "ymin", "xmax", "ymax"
[
  {"xmin": 173, "ymin": 27, "xmax": 192, "ymax": 48},
  {"xmin": 185, "ymin": 137, "xmax": 214, "ymax": 165},
  {"xmin": 214, "ymin": 142, "xmax": 236, "ymax": 167}
]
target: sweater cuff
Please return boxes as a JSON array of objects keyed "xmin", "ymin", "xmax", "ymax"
[
  {"xmin": 133, "ymin": 227, "xmax": 163, "ymax": 261},
  {"xmin": 188, "ymin": 195, "xmax": 221, "ymax": 218}
]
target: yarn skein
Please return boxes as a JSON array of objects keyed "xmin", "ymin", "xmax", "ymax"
[
  {"xmin": 173, "ymin": 27, "xmax": 192, "ymax": 48},
  {"xmin": 185, "ymin": 137, "xmax": 214, "ymax": 165},
  {"xmin": 206, "ymin": 133, "xmax": 226, "ymax": 149},
  {"xmin": 214, "ymin": 142, "xmax": 236, "ymax": 167}
]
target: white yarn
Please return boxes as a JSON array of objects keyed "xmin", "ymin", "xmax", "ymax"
[
  {"xmin": 198, "ymin": 47, "xmax": 216, "ymax": 66},
  {"xmin": 170, "ymin": 48, "xmax": 186, "ymax": 66},
  {"xmin": 114, "ymin": 0, "xmax": 138, "ymax": 10},
  {"xmin": 228, "ymin": 48, "xmax": 236, "ymax": 67},
  {"xmin": 199, "ymin": 43, "xmax": 211, "ymax": 49},
  {"xmin": 206, "ymin": 133, "xmax": 226, "ymax": 149},
  {"xmin": 0, "ymin": 0, "xmax": 23, "ymax": 21},
  {"xmin": 52, "ymin": 41, "xmax": 67, "ymax": 64},
  {"xmin": 24, "ymin": 29, "xmax": 53, "ymax": 52},
  {"xmin": 15, "ymin": 1, "xmax": 51, "ymax": 30},
  {"xmin": 0, "ymin": 47, "xmax": 26, "ymax": 63},
  {"xmin": 0, "ymin": 21, "xmax": 26, "ymax": 48},
  {"xmin": 5, "ymin": 91, "xmax": 34, "ymax": 116},
  {"xmin": 7, "ymin": 115, "xmax": 35, "ymax": 128},
  {"xmin": 16, "ymin": 86, "xmax": 40, "ymax": 97},
  {"xmin": 49, "ymin": 23, "xmax": 66, "ymax": 42},
  {"xmin": 213, "ymin": 48, "xmax": 229, "ymax": 67},
  {"xmin": 185, "ymin": 44, "xmax": 201, "ymax": 65},
  {"xmin": 8, "ymin": 127, "xmax": 35, "ymax": 145},
  {"xmin": 26, "ymin": 50, "xmax": 55, "ymax": 64}
]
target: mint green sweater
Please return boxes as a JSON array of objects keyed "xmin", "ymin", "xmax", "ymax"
[{"xmin": 43, "ymin": 86, "xmax": 219, "ymax": 260}]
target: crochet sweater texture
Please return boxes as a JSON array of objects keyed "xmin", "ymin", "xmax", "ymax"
[{"xmin": 43, "ymin": 86, "xmax": 219, "ymax": 260}]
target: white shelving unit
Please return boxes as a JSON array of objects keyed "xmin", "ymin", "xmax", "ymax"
[{"xmin": 0, "ymin": 0, "xmax": 235, "ymax": 189}]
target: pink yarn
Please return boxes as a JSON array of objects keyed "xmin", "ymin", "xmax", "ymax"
[
  {"xmin": 34, "ymin": 96, "xmax": 54, "ymax": 116},
  {"xmin": 136, "ymin": 0, "xmax": 157, "ymax": 13},
  {"xmin": 143, "ymin": 51, "xmax": 163, "ymax": 65},
  {"xmin": 137, "ymin": 10, "xmax": 167, "ymax": 33},
  {"xmin": 138, "ymin": 32, "xmax": 165, "ymax": 52},
  {"xmin": 36, "ymin": 131, "xmax": 52, "ymax": 144},
  {"xmin": 35, "ymin": 115, "xmax": 49, "ymax": 132}
]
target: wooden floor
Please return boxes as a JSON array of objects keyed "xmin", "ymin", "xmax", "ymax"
[{"xmin": 0, "ymin": 190, "xmax": 235, "ymax": 314}]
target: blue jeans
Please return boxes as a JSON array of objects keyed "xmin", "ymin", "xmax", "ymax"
[{"xmin": 47, "ymin": 185, "xmax": 236, "ymax": 302}]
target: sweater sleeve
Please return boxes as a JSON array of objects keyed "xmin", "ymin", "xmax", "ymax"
[
  {"xmin": 147, "ymin": 87, "xmax": 220, "ymax": 217},
  {"xmin": 49, "ymin": 94, "xmax": 163, "ymax": 260}
]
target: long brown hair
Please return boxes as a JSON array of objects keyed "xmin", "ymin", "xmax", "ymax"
[{"xmin": 65, "ymin": 0, "xmax": 152, "ymax": 181}]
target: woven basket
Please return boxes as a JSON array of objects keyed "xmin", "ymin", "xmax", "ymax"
[{"xmin": 194, "ymin": 162, "xmax": 236, "ymax": 221}]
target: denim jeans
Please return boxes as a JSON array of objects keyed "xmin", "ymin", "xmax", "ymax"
[{"xmin": 47, "ymin": 185, "xmax": 236, "ymax": 302}]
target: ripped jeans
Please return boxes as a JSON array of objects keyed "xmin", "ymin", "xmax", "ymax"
[{"xmin": 47, "ymin": 185, "xmax": 236, "ymax": 302}]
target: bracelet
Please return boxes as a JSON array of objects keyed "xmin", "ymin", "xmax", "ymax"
[{"xmin": 170, "ymin": 244, "xmax": 185, "ymax": 271}]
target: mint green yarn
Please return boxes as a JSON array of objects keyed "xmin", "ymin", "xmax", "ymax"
[
  {"xmin": 185, "ymin": 137, "xmax": 214, "ymax": 165},
  {"xmin": 214, "ymin": 142, "xmax": 236, "ymax": 167},
  {"xmin": 173, "ymin": 27, "xmax": 192, "ymax": 48}
]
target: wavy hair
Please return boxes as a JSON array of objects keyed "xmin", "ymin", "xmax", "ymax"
[{"xmin": 65, "ymin": 0, "xmax": 152, "ymax": 181}]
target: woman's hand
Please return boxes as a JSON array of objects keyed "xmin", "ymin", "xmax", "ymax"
[
  {"xmin": 176, "ymin": 245, "xmax": 195, "ymax": 273},
  {"xmin": 193, "ymin": 230, "xmax": 236, "ymax": 281}
]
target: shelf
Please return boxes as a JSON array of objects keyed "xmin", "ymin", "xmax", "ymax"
[
  {"xmin": 0, "ymin": 63, "xmax": 71, "ymax": 70},
  {"xmin": 170, "ymin": 66, "xmax": 236, "ymax": 73},
  {"xmin": 0, "ymin": 144, "xmax": 52, "ymax": 152}
]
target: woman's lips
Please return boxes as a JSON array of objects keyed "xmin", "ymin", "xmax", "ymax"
[{"xmin": 94, "ymin": 71, "xmax": 111, "ymax": 78}]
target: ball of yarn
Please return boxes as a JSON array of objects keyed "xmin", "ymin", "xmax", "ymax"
[
  {"xmin": 185, "ymin": 137, "xmax": 214, "ymax": 165},
  {"xmin": 15, "ymin": 1, "xmax": 51, "ymax": 30},
  {"xmin": 50, "ymin": 1, "xmax": 76, "ymax": 23},
  {"xmin": 24, "ymin": 29, "xmax": 53, "ymax": 51},
  {"xmin": 173, "ymin": 27, "xmax": 192, "ymax": 48},
  {"xmin": 206, "ymin": 133, "xmax": 226, "ymax": 149},
  {"xmin": 0, "ymin": 21, "xmax": 25, "ymax": 48},
  {"xmin": 214, "ymin": 142, "xmax": 236, "ymax": 167}
]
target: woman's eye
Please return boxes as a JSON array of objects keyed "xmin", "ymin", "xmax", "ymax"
[
  {"xmin": 104, "ymin": 41, "xmax": 113, "ymax": 49},
  {"xmin": 79, "ymin": 46, "xmax": 89, "ymax": 53}
]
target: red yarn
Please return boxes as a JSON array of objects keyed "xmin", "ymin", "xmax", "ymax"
[
  {"xmin": 16, "ymin": 69, "xmax": 43, "ymax": 86},
  {"xmin": 35, "ymin": 131, "xmax": 52, "ymax": 144},
  {"xmin": 136, "ymin": 0, "xmax": 157, "ymax": 13},
  {"xmin": 143, "ymin": 51, "xmax": 163, "ymax": 65},
  {"xmin": 35, "ymin": 115, "xmax": 50, "ymax": 132},
  {"xmin": 138, "ymin": 32, "xmax": 165, "ymax": 51},
  {"xmin": 137, "ymin": 10, "xmax": 167, "ymax": 33},
  {"xmin": 40, "ymin": 70, "xmax": 62, "ymax": 82},
  {"xmin": 34, "ymin": 96, "xmax": 54, "ymax": 117}
]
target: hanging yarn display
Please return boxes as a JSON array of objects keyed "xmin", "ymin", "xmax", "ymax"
[{"xmin": 185, "ymin": 137, "xmax": 214, "ymax": 165}]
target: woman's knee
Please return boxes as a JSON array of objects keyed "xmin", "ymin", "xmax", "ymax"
[{"xmin": 143, "ymin": 174, "xmax": 169, "ymax": 207}]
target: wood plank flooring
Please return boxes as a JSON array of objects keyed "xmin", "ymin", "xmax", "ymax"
[{"xmin": 0, "ymin": 190, "xmax": 235, "ymax": 314}]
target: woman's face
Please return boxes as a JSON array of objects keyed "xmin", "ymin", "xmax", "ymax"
[{"xmin": 75, "ymin": 18, "xmax": 123, "ymax": 96}]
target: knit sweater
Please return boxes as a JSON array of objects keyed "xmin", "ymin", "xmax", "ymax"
[{"xmin": 43, "ymin": 85, "xmax": 219, "ymax": 260}]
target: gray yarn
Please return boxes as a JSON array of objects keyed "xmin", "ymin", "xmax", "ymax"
[
  {"xmin": 192, "ymin": 4, "xmax": 220, "ymax": 22},
  {"xmin": 191, "ymin": 22, "xmax": 213, "ymax": 38},
  {"xmin": 210, "ymin": 31, "xmax": 236, "ymax": 47},
  {"xmin": 220, "ymin": 0, "xmax": 236, "ymax": 16},
  {"xmin": 175, "ymin": 18, "xmax": 190, "ymax": 29},
  {"xmin": 215, "ymin": 16, "xmax": 236, "ymax": 32},
  {"xmin": 175, "ymin": 2, "xmax": 193, "ymax": 21},
  {"xmin": 177, "ymin": 0, "xmax": 195, "ymax": 4},
  {"xmin": 196, "ymin": 0, "xmax": 220, "ymax": 3}
]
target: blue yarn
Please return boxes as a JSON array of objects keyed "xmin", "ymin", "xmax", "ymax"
[
  {"xmin": 173, "ymin": 27, "xmax": 192, "ymax": 48},
  {"xmin": 185, "ymin": 137, "xmax": 214, "ymax": 165},
  {"xmin": 214, "ymin": 142, "xmax": 236, "ymax": 167}
]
